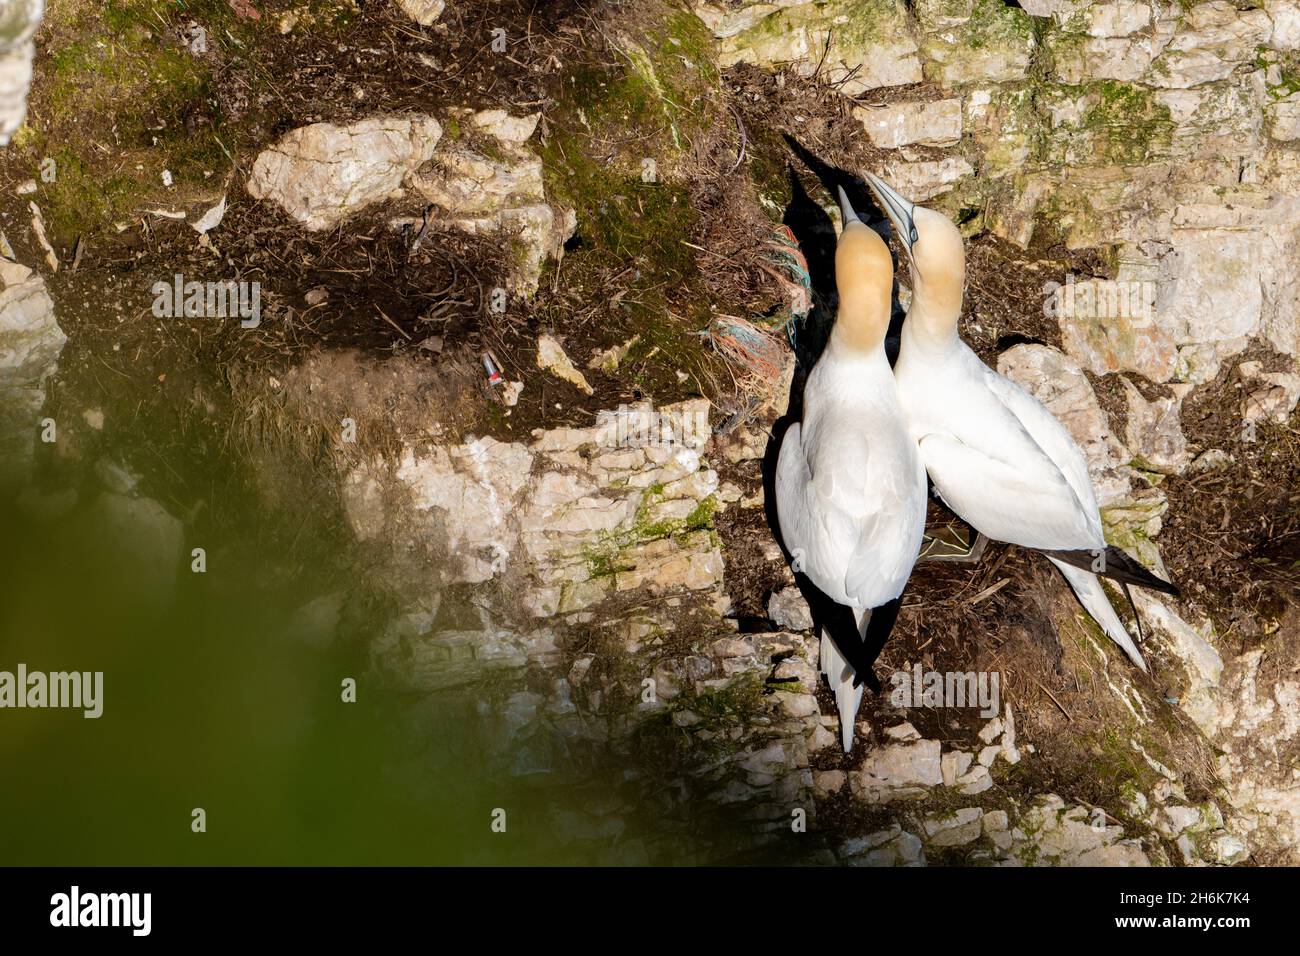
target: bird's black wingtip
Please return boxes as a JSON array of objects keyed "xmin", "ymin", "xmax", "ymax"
[
  {"xmin": 1135, "ymin": 572, "xmax": 1183, "ymax": 599},
  {"xmin": 1132, "ymin": 562, "xmax": 1181, "ymax": 598},
  {"xmin": 854, "ymin": 669, "xmax": 882, "ymax": 694},
  {"xmin": 1045, "ymin": 546, "xmax": 1183, "ymax": 599}
]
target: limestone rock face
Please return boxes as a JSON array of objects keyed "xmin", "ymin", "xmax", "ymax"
[
  {"xmin": 854, "ymin": 99, "xmax": 963, "ymax": 148},
  {"xmin": 694, "ymin": 0, "xmax": 924, "ymax": 96},
  {"xmin": 535, "ymin": 333, "xmax": 594, "ymax": 395},
  {"xmin": 415, "ymin": 147, "xmax": 542, "ymax": 217},
  {"xmin": 829, "ymin": 722, "xmax": 1165, "ymax": 864},
  {"xmin": 1002, "ymin": 795, "xmax": 1151, "ymax": 866},
  {"xmin": 997, "ymin": 344, "xmax": 1173, "ymax": 573},
  {"xmin": 1239, "ymin": 361, "xmax": 1300, "ymax": 424},
  {"xmin": 1018, "ymin": 0, "xmax": 1089, "ymax": 18},
  {"xmin": 396, "ymin": 0, "xmax": 445, "ymax": 26},
  {"xmin": 0, "ymin": 268, "xmax": 64, "ymax": 492},
  {"xmin": 1268, "ymin": 0, "xmax": 1300, "ymax": 49},
  {"xmin": 1265, "ymin": 90, "xmax": 1300, "ymax": 141},
  {"xmin": 1121, "ymin": 377, "xmax": 1192, "ymax": 475},
  {"xmin": 1157, "ymin": 195, "xmax": 1300, "ymax": 381},
  {"xmin": 768, "ymin": 585, "xmax": 813, "ymax": 631},
  {"xmin": 920, "ymin": 0, "xmax": 1036, "ymax": 87},
  {"xmin": 201, "ymin": 0, "xmax": 1300, "ymax": 865},
  {"xmin": 1040, "ymin": 198, "xmax": 1300, "ymax": 385},
  {"xmin": 840, "ymin": 825, "xmax": 926, "ymax": 866},
  {"xmin": 852, "ymin": 739, "xmax": 944, "ymax": 803},
  {"xmin": 882, "ymin": 157, "xmax": 974, "ymax": 202},
  {"xmin": 924, "ymin": 807, "xmax": 984, "ymax": 846},
  {"xmin": 413, "ymin": 112, "xmax": 547, "ymax": 201},
  {"xmin": 247, "ymin": 116, "xmax": 444, "ymax": 230},
  {"xmin": 0, "ymin": 275, "xmax": 61, "ymax": 384},
  {"xmin": 248, "ymin": 111, "xmax": 573, "ymax": 295},
  {"xmin": 400, "ymin": 108, "xmax": 574, "ymax": 295},
  {"xmin": 0, "ymin": 0, "xmax": 42, "ymax": 145},
  {"xmin": 690, "ymin": 0, "xmax": 1300, "ymax": 389},
  {"xmin": 1150, "ymin": 3, "xmax": 1271, "ymax": 90},
  {"xmin": 1050, "ymin": 273, "xmax": 1178, "ymax": 383},
  {"xmin": 1181, "ymin": 644, "xmax": 1300, "ymax": 862},
  {"xmin": 344, "ymin": 399, "xmax": 723, "ymax": 618},
  {"xmin": 1134, "ymin": 592, "xmax": 1223, "ymax": 735}
]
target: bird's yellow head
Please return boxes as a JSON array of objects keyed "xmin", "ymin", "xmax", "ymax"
[
  {"xmin": 864, "ymin": 172, "xmax": 965, "ymax": 335},
  {"xmin": 833, "ymin": 187, "xmax": 893, "ymax": 353}
]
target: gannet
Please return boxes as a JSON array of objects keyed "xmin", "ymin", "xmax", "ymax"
[
  {"xmin": 863, "ymin": 172, "xmax": 1177, "ymax": 670},
  {"xmin": 775, "ymin": 188, "xmax": 927, "ymax": 751}
]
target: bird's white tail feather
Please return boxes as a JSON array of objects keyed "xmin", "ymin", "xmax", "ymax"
[
  {"xmin": 1049, "ymin": 558, "xmax": 1147, "ymax": 671},
  {"xmin": 819, "ymin": 609, "xmax": 870, "ymax": 751}
]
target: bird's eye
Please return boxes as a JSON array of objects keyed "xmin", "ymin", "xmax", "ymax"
[{"xmin": 910, "ymin": 227, "xmax": 919, "ymax": 244}]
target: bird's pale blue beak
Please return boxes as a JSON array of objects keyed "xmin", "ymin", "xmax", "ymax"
[
  {"xmin": 864, "ymin": 172, "xmax": 918, "ymax": 259},
  {"xmin": 836, "ymin": 185, "xmax": 862, "ymax": 227}
]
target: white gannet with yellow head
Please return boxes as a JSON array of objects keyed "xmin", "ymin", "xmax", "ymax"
[
  {"xmin": 775, "ymin": 187, "xmax": 927, "ymax": 751},
  {"xmin": 864, "ymin": 172, "xmax": 1178, "ymax": 670}
]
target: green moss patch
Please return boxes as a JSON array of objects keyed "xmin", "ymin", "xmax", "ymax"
[
  {"xmin": 584, "ymin": 487, "xmax": 719, "ymax": 580},
  {"xmin": 19, "ymin": 0, "xmax": 237, "ymax": 239}
]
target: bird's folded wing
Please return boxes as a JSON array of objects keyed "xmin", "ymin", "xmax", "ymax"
[
  {"xmin": 776, "ymin": 423, "xmax": 829, "ymax": 577},
  {"xmin": 782, "ymin": 421, "xmax": 918, "ymax": 608},
  {"xmin": 979, "ymin": 366, "xmax": 1105, "ymax": 538},
  {"xmin": 919, "ymin": 431, "xmax": 1101, "ymax": 552},
  {"xmin": 842, "ymin": 468, "xmax": 922, "ymax": 607},
  {"xmin": 802, "ymin": 438, "xmax": 874, "ymax": 599}
]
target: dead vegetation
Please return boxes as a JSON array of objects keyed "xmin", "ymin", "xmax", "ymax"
[{"xmin": 1161, "ymin": 349, "xmax": 1300, "ymax": 644}]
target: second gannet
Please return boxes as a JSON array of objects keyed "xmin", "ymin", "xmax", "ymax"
[
  {"xmin": 775, "ymin": 188, "xmax": 927, "ymax": 751},
  {"xmin": 863, "ymin": 171, "xmax": 1177, "ymax": 671}
]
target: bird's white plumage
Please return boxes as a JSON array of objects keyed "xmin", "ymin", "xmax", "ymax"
[
  {"xmin": 777, "ymin": 345, "xmax": 926, "ymax": 611},
  {"xmin": 980, "ymin": 367, "xmax": 1105, "ymax": 544},
  {"xmin": 895, "ymin": 335, "xmax": 1147, "ymax": 669},
  {"xmin": 1049, "ymin": 558, "xmax": 1146, "ymax": 669},
  {"xmin": 819, "ymin": 629, "xmax": 864, "ymax": 751},
  {"xmin": 896, "ymin": 343, "xmax": 1102, "ymax": 552},
  {"xmin": 864, "ymin": 170, "xmax": 1152, "ymax": 671},
  {"xmin": 777, "ymin": 341, "xmax": 926, "ymax": 750}
]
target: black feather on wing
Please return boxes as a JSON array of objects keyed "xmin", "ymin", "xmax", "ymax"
[
  {"xmin": 1040, "ymin": 545, "xmax": 1180, "ymax": 597},
  {"xmin": 792, "ymin": 571, "xmax": 898, "ymax": 693}
]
